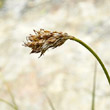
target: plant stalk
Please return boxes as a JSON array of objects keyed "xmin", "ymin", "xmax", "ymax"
[
  {"xmin": 68, "ymin": 36, "xmax": 110, "ymax": 85},
  {"xmin": 91, "ymin": 61, "xmax": 97, "ymax": 110}
]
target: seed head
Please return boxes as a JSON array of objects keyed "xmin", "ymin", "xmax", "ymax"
[{"xmin": 23, "ymin": 29, "xmax": 69, "ymax": 57}]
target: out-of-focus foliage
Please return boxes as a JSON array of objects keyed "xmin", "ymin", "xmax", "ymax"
[{"xmin": 0, "ymin": 0, "xmax": 5, "ymax": 8}]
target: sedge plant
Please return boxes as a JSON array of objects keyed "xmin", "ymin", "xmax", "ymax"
[{"xmin": 23, "ymin": 29, "xmax": 110, "ymax": 85}]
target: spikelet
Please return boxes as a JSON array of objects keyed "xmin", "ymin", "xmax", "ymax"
[{"xmin": 23, "ymin": 29, "xmax": 69, "ymax": 57}]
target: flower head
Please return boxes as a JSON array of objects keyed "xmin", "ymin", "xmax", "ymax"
[{"xmin": 23, "ymin": 29, "xmax": 69, "ymax": 57}]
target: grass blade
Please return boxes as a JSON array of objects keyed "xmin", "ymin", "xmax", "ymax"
[{"xmin": 91, "ymin": 61, "xmax": 97, "ymax": 110}]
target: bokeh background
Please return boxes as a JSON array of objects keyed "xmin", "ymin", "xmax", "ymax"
[{"xmin": 0, "ymin": 0, "xmax": 110, "ymax": 110}]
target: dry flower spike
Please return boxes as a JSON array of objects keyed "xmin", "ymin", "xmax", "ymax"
[
  {"xmin": 23, "ymin": 29, "xmax": 69, "ymax": 57},
  {"xmin": 23, "ymin": 29, "xmax": 110, "ymax": 85}
]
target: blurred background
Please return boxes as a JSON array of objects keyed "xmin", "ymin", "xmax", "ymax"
[{"xmin": 0, "ymin": 0, "xmax": 110, "ymax": 110}]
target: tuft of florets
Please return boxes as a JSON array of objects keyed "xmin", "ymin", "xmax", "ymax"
[{"xmin": 23, "ymin": 29, "xmax": 69, "ymax": 57}]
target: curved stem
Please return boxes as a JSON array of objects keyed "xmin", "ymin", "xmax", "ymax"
[{"xmin": 68, "ymin": 36, "xmax": 110, "ymax": 85}]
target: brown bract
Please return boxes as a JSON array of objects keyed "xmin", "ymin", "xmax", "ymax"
[{"xmin": 23, "ymin": 29, "xmax": 69, "ymax": 57}]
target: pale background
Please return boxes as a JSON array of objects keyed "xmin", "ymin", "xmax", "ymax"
[{"xmin": 0, "ymin": 0, "xmax": 110, "ymax": 110}]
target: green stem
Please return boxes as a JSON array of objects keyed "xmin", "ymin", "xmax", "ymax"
[
  {"xmin": 91, "ymin": 61, "xmax": 97, "ymax": 110},
  {"xmin": 68, "ymin": 36, "xmax": 110, "ymax": 85}
]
